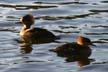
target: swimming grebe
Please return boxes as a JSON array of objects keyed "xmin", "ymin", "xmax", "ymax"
[
  {"xmin": 19, "ymin": 14, "xmax": 59, "ymax": 44},
  {"xmin": 49, "ymin": 36, "xmax": 95, "ymax": 58}
]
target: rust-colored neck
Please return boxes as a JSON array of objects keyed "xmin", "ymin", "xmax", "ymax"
[{"xmin": 77, "ymin": 36, "xmax": 83, "ymax": 46}]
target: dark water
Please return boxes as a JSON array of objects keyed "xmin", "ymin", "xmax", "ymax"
[{"xmin": 0, "ymin": 0, "xmax": 108, "ymax": 72}]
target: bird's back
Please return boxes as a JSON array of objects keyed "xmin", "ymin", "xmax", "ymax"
[
  {"xmin": 49, "ymin": 43, "xmax": 91, "ymax": 57},
  {"xmin": 21, "ymin": 28, "xmax": 59, "ymax": 43}
]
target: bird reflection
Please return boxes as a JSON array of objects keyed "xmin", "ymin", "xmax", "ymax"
[
  {"xmin": 53, "ymin": 51, "xmax": 95, "ymax": 67},
  {"xmin": 76, "ymin": 58, "xmax": 92, "ymax": 67},
  {"xmin": 20, "ymin": 43, "xmax": 33, "ymax": 54},
  {"xmin": 66, "ymin": 56, "xmax": 95, "ymax": 67}
]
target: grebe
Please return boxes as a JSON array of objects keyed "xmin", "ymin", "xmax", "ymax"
[
  {"xmin": 20, "ymin": 14, "xmax": 59, "ymax": 44},
  {"xmin": 49, "ymin": 36, "xmax": 95, "ymax": 58}
]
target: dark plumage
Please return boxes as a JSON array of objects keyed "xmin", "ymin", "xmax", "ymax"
[
  {"xmin": 27, "ymin": 28, "xmax": 57, "ymax": 39},
  {"xmin": 50, "ymin": 43, "xmax": 91, "ymax": 57},
  {"xmin": 20, "ymin": 14, "xmax": 59, "ymax": 44},
  {"xmin": 49, "ymin": 36, "xmax": 95, "ymax": 60}
]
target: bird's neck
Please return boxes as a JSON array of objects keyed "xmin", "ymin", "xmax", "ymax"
[
  {"xmin": 77, "ymin": 41, "xmax": 83, "ymax": 46},
  {"xmin": 77, "ymin": 41, "xmax": 88, "ymax": 47},
  {"xmin": 20, "ymin": 24, "xmax": 31, "ymax": 36},
  {"xmin": 22, "ymin": 24, "xmax": 31, "ymax": 30}
]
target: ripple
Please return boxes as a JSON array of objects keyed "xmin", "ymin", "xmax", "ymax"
[
  {"xmin": 91, "ymin": 25, "xmax": 108, "ymax": 28},
  {"xmin": 0, "ymin": 0, "xmax": 108, "ymax": 72},
  {"xmin": 34, "ymin": 1, "xmax": 88, "ymax": 5},
  {"xmin": 35, "ymin": 13, "xmax": 97, "ymax": 20},
  {"xmin": 90, "ymin": 9, "xmax": 108, "ymax": 13},
  {"xmin": 101, "ymin": 1, "xmax": 108, "ymax": 3},
  {"xmin": 0, "ymin": 4, "xmax": 58, "ymax": 10},
  {"xmin": 78, "ymin": 64, "xmax": 108, "ymax": 72}
]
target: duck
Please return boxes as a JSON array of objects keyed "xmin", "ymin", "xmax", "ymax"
[
  {"xmin": 19, "ymin": 14, "xmax": 59, "ymax": 44},
  {"xmin": 49, "ymin": 36, "xmax": 95, "ymax": 59}
]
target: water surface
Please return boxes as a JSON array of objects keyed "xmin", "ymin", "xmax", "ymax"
[{"xmin": 0, "ymin": 0, "xmax": 108, "ymax": 72}]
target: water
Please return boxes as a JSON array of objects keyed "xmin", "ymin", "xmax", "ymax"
[{"xmin": 0, "ymin": 0, "xmax": 108, "ymax": 72}]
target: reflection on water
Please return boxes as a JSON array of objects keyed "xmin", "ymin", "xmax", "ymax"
[
  {"xmin": 65, "ymin": 55, "xmax": 95, "ymax": 67},
  {"xmin": 76, "ymin": 58, "xmax": 91, "ymax": 67},
  {"xmin": 0, "ymin": 0, "xmax": 108, "ymax": 72},
  {"xmin": 20, "ymin": 43, "xmax": 33, "ymax": 54}
]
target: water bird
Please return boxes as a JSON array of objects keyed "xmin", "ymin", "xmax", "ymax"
[
  {"xmin": 19, "ymin": 14, "xmax": 59, "ymax": 44},
  {"xmin": 49, "ymin": 36, "xmax": 95, "ymax": 60}
]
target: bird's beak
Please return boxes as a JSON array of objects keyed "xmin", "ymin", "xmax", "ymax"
[
  {"xmin": 91, "ymin": 43, "xmax": 96, "ymax": 46},
  {"xmin": 15, "ymin": 21, "xmax": 22, "ymax": 24},
  {"xmin": 15, "ymin": 18, "xmax": 22, "ymax": 24}
]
